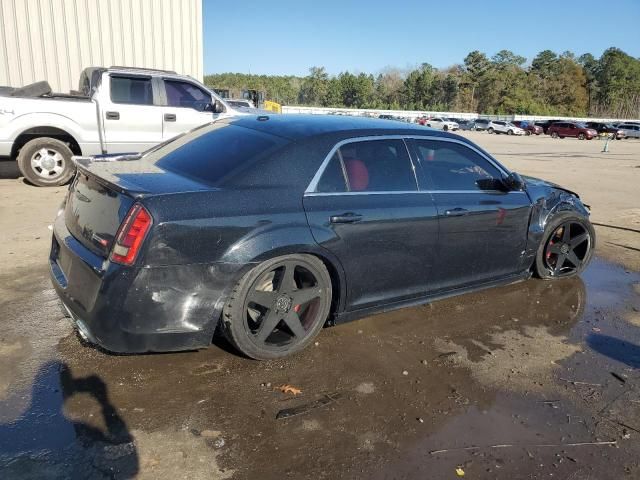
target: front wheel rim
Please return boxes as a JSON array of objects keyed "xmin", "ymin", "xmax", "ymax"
[
  {"xmin": 544, "ymin": 222, "xmax": 591, "ymax": 277},
  {"xmin": 30, "ymin": 147, "xmax": 65, "ymax": 179},
  {"xmin": 243, "ymin": 260, "xmax": 327, "ymax": 350}
]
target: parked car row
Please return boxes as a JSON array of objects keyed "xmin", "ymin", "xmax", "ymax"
[
  {"xmin": 383, "ymin": 115, "xmax": 640, "ymax": 140},
  {"xmin": 532, "ymin": 120, "xmax": 640, "ymax": 140},
  {"xmin": 461, "ymin": 119, "xmax": 639, "ymax": 140}
]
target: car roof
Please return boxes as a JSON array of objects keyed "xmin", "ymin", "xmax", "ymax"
[{"xmin": 223, "ymin": 114, "xmax": 456, "ymax": 141}]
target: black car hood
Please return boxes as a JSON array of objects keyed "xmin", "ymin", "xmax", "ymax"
[{"xmin": 522, "ymin": 175, "xmax": 580, "ymax": 199}]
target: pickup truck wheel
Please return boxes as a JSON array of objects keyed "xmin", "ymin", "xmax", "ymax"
[{"xmin": 17, "ymin": 137, "xmax": 75, "ymax": 187}]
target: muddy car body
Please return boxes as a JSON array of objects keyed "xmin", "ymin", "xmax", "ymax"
[{"xmin": 50, "ymin": 115, "xmax": 595, "ymax": 359}]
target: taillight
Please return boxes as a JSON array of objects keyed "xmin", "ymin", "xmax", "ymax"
[{"xmin": 110, "ymin": 204, "xmax": 152, "ymax": 265}]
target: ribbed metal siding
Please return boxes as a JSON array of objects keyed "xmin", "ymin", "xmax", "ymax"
[{"xmin": 0, "ymin": 0, "xmax": 203, "ymax": 92}]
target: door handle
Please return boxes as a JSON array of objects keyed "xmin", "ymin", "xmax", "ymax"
[
  {"xmin": 330, "ymin": 212, "xmax": 363, "ymax": 224},
  {"xmin": 105, "ymin": 111, "xmax": 119, "ymax": 120},
  {"xmin": 164, "ymin": 113, "xmax": 176, "ymax": 122},
  {"xmin": 444, "ymin": 207, "xmax": 469, "ymax": 217}
]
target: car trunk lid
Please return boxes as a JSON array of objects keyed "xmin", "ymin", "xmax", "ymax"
[{"xmin": 65, "ymin": 155, "xmax": 214, "ymax": 257}]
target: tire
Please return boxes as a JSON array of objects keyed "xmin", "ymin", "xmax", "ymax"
[
  {"xmin": 534, "ymin": 213, "xmax": 595, "ymax": 280},
  {"xmin": 551, "ymin": 132, "xmax": 559, "ymax": 139},
  {"xmin": 525, "ymin": 130, "xmax": 531, "ymax": 136},
  {"xmin": 507, "ymin": 129, "xmax": 513, "ymax": 135},
  {"xmin": 17, "ymin": 137, "xmax": 75, "ymax": 187},
  {"xmin": 443, "ymin": 125, "xmax": 448, "ymax": 132},
  {"xmin": 578, "ymin": 133, "xmax": 586, "ymax": 140},
  {"xmin": 222, "ymin": 254, "xmax": 332, "ymax": 360},
  {"xmin": 488, "ymin": 127, "xmax": 494, "ymax": 134}
]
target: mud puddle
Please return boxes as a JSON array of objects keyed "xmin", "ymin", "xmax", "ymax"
[{"xmin": 0, "ymin": 258, "xmax": 639, "ymax": 479}]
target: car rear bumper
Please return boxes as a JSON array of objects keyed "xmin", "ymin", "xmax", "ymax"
[{"xmin": 49, "ymin": 213, "xmax": 245, "ymax": 353}]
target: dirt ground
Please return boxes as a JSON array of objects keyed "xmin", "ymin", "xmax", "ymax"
[{"xmin": 0, "ymin": 133, "xmax": 639, "ymax": 479}]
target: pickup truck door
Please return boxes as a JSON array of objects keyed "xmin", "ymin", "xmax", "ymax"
[
  {"xmin": 101, "ymin": 74, "xmax": 164, "ymax": 153},
  {"xmin": 160, "ymin": 79, "xmax": 219, "ymax": 141}
]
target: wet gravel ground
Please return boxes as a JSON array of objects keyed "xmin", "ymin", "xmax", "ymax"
[{"xmin": 1, "ymin": 258, "xmax": 639, "ymax": 479}]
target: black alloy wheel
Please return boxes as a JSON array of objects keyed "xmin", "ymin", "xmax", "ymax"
[
  {"xmin": 536, "ymin": 219, "xmax": 594, "ymax": 279},
  {"xmin": 222, "ymin": 254, "xmax": 332, "ymax": 360}
]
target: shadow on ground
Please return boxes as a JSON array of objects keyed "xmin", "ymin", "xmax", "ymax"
[{"xmin": 0, "ymin": 361, "xmax": 138, "ymax": 479}]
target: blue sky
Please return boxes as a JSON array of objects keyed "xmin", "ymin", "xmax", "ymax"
[{"xmin": 203, "ymin": 0, "xmax": 640, "ymax": 76}]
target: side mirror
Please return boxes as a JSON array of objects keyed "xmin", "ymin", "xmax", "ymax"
[
  {"xmin": 212, "ymin": 100, "xmax": 226, "ymax": 114},
  {"xmin": 504, "ymin": 172, "xmax": 526, "ymax": 191},
  {"xmin": 200, "ymin": 99, "xmax": 226, "ymax": 114}
]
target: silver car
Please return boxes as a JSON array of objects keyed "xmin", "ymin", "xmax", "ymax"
[{"xmin": 618, "ymin": 124, "xmax": 640, "ymax": 138}]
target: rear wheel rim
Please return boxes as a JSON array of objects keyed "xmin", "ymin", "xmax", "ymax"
[
  {"xmin": 243, "ymin": 260, "xmax": 327, "ymax": 350},
  {"xmin": 544, "ymin": 222, "xmax": 591, "ymax": 277},
  {"xmin": 30, "ymin": 147, "xmax": 65, "ymax": 179}
]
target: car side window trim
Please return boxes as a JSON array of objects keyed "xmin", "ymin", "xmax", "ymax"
[
  {"xmin": 305, "ymin": 135, "xmax": 510, "ymax": 196},
  {"xmin": 305, "ymin": 136, "xmax": 419, "ymax": 194}
]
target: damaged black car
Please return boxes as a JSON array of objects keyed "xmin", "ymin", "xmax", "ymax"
[{"xmin": 50, "ymin": 115, "xmax": 595, "ymax": 359}]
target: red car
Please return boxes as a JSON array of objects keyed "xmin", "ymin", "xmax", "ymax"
[
  {"xmin": 548, "ymin": 122, "xmax": 598, "ymax": 140},
  {"xmin": 512, "ymin": 121, "xmax": 543, "ymax": 135}
]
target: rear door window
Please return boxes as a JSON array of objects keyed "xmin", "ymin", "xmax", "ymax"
[
  {"xmin": 314, "ymin": 139, "xmax": 417, "ymax": 193},
  {"xmin": 413, "ymin": 139, "xmax": 504, "ymax": 191},
  {"xmin": 110, "ymin": 76, "xmax": 153, "ymax": 105}
]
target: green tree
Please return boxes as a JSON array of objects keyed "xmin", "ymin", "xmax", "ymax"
[{"xmin": 299, "ymin": 66, "xmax": 329, "ymax": 106}]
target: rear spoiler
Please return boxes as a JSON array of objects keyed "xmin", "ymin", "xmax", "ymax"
[{"xmin": 71, "ymin": 155, "xmax": 149, "ymax": 196}]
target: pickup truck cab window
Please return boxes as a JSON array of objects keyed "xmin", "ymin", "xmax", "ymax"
[
  {"xmin": 164, "ymin": 79, "xmax": 211, "ymax": 110},
  {"xmin": 110, "ymin": 75, "xmax": 153, "ymax": 105}
]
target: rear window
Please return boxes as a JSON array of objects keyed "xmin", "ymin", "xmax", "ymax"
[
  {"xmin": 110, "ymin": 76, "xmax": 153, "ymax": 105},
  {"xmin": 147, "ymin": 123, "xmax": 284, "ymax": 186}
]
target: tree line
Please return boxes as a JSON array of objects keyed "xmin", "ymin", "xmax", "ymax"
[{"xmin": 204, "ymin": 47, "xmax": 640, "ymax": 118}]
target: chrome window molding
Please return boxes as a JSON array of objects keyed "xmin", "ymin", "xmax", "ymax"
[
  {"xmin": 304, "ymin": 134, "xmax": 511, "ymax": 195},
  {"xmin": 304, "ymin": 190, "xmax": 527, "ymax": 197}
]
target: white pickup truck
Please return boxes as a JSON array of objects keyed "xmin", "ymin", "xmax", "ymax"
[{"xmin": 0, "ymin": 67, "xmax": 242, "ymax": 186}]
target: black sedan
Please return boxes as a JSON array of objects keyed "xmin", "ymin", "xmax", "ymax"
[{"xmin": 50, "ymin": 115, "xmax": 595, "ymax": 359}]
